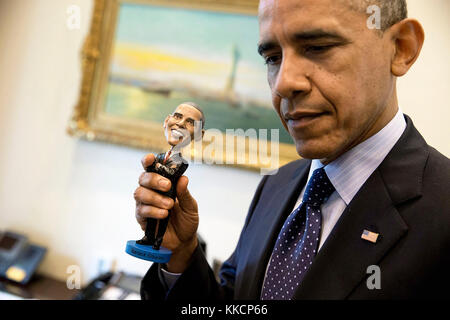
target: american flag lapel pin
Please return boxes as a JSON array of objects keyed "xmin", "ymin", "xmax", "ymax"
[{"xmin": 361, "ymin": 229, "xmax": 379, "ymax": 243}]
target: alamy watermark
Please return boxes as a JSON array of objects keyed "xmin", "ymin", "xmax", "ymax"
[
  {"xmin": 366, "ymin": 5, "xmax": 381, "ymax": 30},
  {"xmin": 66, "ymin": 264, "xmax": 81, "ymax": 289},
  {"xmin": 366, "ymin": 265, "xmax": 381, "ymax": 290},
  {"xmin": 175, "ymin": 122, "xmax": 280, "ymax": 175},
  {"xmin": 66, "ymin": 5, "xmax": 81, "ymax": 30}
]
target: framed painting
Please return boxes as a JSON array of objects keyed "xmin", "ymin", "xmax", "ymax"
[{"xmin": 67, "ymin": 0, "xmax": 299, "ymax": 171}]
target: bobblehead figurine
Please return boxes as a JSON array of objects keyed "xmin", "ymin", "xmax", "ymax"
[{"xmin": 126, "ymin": 102, "xmax": 205, "ymax": 263}]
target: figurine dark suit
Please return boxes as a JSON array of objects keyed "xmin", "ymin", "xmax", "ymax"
[
  {"xmin": 153, "ymin": 152, "xmax": 189, "ymax": 179},
  {"xmin": 137, "ymin": 151, "xmax": 188, "ymax": 250}
]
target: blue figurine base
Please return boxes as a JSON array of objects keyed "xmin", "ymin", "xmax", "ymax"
[{"xmin": 125, "ymin": 240, "xmax": 172, "ymax": 263}]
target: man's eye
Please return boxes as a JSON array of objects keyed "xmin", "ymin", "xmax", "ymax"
[
  {"xmin": 173, "ymin": 113, "xmax": 182, "ymax": 119},
  {"xmin": 264, "ymin": 54, "xmax": 281, "ymax": 65},
  {"xmin": 305, "ymin": 45, "xmax": 335, "ymax": 54},
  {"xmin": 186, "ymin": 119, "xmax": 195, "ymax": 126}
]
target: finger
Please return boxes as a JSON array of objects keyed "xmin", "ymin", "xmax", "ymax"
[
  {"xmin": 176, "ymin": 176, "xmax": 197, "ymax": 212},
  {"xmin": 139, "ymin": 172, "xmax": 171, "ymax": 192},
  {"xmin": 134, "ymin": 186, "xmax": 174, "ymax": 210},
  {"xmin": 135, "ymin": 208, "xmax": 147, "ymax": 231},
  {"xmin": 141, "ymin": 153, "xmax": 155, "ymax": 170},
  {"xmin": 138, "ymin": 220, "xmax": 146, "ymax": 231},
  {"xmin": 136, "ymin": 203, "xmax": 169, "ymax": 220}
]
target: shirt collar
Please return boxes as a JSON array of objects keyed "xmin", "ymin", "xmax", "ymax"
[{"xmin": 307, "ymin": 109, "xmax": 406, "ymax": 205}]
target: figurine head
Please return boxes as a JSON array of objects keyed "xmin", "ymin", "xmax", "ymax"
[{"xmin": 163, "ymin": 102, "xmax": 205, "ymax": 148}]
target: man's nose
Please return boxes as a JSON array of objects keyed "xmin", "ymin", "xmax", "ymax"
[
  {"xmin": 273, "ymin": 52, "xmax": 312, "ymax": 99},
  {"xmin": 176, "ymin": 118, "xmax": 187, "ymax": 128}
]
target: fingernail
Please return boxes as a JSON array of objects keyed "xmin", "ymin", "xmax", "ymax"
[
  {"xmin": 164, "ymin": 199, "xmax": 172, "ymax": 207},
  {"xmin": 159, "ymin": 179, "xmax": 169, "ymax": 188}
]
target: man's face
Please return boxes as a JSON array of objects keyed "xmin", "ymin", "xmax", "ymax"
[
  {"xmin": 258, "ymin": 0, "xmax": 397, "ymax": 162},
  {"xmin": 164, "ymin": 104, "xmax": 203, "ymax": 147}
]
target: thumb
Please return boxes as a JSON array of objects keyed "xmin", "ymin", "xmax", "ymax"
[
  {"xmin": 141, "ymin": 153, "xmax": 155, "ymax": 170},
  {"xmin": 176, "ymin": 176, "xmax": 197, "ymax": 212}
]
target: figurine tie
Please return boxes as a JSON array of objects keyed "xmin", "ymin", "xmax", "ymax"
[{"xmin": 163, "ymin": 150, "xmax": 171, "ymax": 164}]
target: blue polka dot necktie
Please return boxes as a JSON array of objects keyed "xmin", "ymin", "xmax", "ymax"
[{"xmin": 261, "ymin": 167, "xmax": 335, "ymax": 300}]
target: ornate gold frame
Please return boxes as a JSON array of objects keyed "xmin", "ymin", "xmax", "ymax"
[{"xmin": 67, "ymin": 0, "xmax": 299, "ymax": 171}]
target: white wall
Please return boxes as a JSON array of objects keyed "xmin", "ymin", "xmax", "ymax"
[
  {"xmin": 0, "ymin": 0, "xmax": 448, "ymax": 285},
  {"xmin": 397, "ymin": 0, "xmax": 450, "ymax": 153}
]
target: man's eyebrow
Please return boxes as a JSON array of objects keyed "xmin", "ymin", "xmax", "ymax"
[
  {"xmin": 257, "ymin": 41, "xmax": 278, "ymax": 56},
  {"xmin": 257, "ymin": 29, "xmax": 347, "ymax": 56},
  {"xmin": 293, "ymin": 29, "xmax": 347, "ymax": 42}
]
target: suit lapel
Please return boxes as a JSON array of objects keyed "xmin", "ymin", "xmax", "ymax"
[
  {"xmin": 165, "ymin": 153, "xmax": 184, "ymax": 167},
  {"xmin": 292, "ymin": 170, "xmax": 408, "ymax": 299},
  {"xmin": 293, "ymin": 115, "xmax": 428, "ymax": 299},
  {"xmin": 236, "ymin": 161, "xmax": 310, "ymax": 299}
]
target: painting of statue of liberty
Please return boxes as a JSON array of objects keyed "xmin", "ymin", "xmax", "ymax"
[{"xmin": 104, "ymin": 2, "xmax": 293, "ymax": 145}]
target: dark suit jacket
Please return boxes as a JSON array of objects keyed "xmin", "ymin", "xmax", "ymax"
[{"xmin": 141, "ymin": 115, "xmax": 450, "ymax": 300}]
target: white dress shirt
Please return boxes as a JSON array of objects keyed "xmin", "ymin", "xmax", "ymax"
[
  {"xmin": 162, "ymin": 109, "xmax": 407, "ymax": 288},
  {"xmin": 293, "ymin": 109, "xmax": 406, "ymax": 251}
]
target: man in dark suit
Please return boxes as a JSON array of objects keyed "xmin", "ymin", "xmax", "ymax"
[{"xmin": 134, "ymin": 0, "xmax": 450, "ymax": 299}]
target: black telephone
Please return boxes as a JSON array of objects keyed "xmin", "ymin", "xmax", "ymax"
[
  {"xmin": 73, "ymin": 272, "xmax": 142, "ymax": 300},
  {"xmin": 0, "ymin": 230, "xmax": 47, "ymax": 285},
  {"xmin": 75, "ymin": 235, "xmax": 208, "ymax": 300}
]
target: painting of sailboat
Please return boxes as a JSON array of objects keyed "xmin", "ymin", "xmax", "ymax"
[{"xmin": 104, "ymin": 3, "xmax": 293, "ymax": 144}]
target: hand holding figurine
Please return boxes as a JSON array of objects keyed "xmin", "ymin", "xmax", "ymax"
[
  {"xmin": 135, "ymin": 153, "xmax": 200, "ymax": 272},
  {"xmin": 127, "ymin": 102, "xmax": 205, "ymax": 270}
]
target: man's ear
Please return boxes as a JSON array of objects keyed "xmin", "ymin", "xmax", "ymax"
[{"xmin": 390, "ymin": 19, "xmax": 425, "ymax": 77}]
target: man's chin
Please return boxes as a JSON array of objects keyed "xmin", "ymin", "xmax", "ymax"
[
  {"xmin": 168, "ymin": 139, "xmax": 181, "ymax": 147},
  {"xmin": 169, "ymin": 137, "xmax": 191, "ymax": 150},
  {"xmin": 295, "ymin": 141, "xmax": 335, "ymax": 162}
]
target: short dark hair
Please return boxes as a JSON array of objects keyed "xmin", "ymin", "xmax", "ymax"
[
  {"xmin": 181, "ymin": 101, "xmax": 205, "ymax": 129},
  {"xmin": 353, "ymin": 0, "xmax": 408, "ymax": 31}
]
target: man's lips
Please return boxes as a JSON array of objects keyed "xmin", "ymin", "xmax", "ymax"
[{"xmin": 284, "ymin": 111, "xmax": 328, "ymax": 128}]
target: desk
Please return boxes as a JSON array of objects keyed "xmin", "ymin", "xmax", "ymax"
[{"xmin": 0, "ymin": 274, "xmax": 79, "ymax": 300}]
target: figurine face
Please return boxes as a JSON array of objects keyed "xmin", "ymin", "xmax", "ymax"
[{"xmin": 164, "ymin": 104, "xmax": 203, "ymax": 147}]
